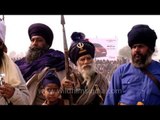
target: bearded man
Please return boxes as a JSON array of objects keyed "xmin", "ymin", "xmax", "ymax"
[
  {"xmin": 104, "ymin": 24, "xmax": 160, "ymax": 105},
  {"xmin": 0, "ymin": 20, "xmax": 30, "ymax": 105},
  {"xmin": 61, "ymin": 33, "xmax": 108, "ymax": 105},
  {"xmin": 15, "ymin": 23, "xmax": 65, "ymax": 105}
]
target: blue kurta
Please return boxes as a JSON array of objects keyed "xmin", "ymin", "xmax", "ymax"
[{"xmin": 104, "ymin": 60, "xmax": 160, "ymax": 105}]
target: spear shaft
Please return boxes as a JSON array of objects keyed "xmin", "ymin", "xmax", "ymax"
[
  {"xmin": 2, "ymin": 15, "xmax": 4, "ymax": 21},
  {"xmin": 61, "ymin": 15, "xmax": 70, "ymax": 79},
  {"xmin": 61, "ymin": 15, "xmax": 73, "ymax": 105}
]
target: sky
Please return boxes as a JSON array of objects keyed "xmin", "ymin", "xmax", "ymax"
[{"xmin": 2, "ymin": 15, "xmax": 160, "ymax": 59}]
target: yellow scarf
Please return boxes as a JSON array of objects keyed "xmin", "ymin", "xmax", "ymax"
[{"xmin": 0, "ymin": 53, "xmax": 21, "ymax": 87}]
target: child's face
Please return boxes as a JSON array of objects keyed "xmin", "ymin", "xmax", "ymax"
[{"xmin": 42, "ymin": 83, "xmax": 60, "ymax": 103}]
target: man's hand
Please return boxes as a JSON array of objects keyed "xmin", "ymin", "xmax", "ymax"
[
  {"xmin": 0, "ymin": 83, "xmax": 15, "ymax": 99},
  {"xmin": 61, "ymin": 78, "xmax": 75, "ymax": 90}
]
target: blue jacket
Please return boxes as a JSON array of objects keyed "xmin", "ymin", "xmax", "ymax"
[{"xmin": 104, "ymin": 60, "xmax": 160, "ymax": 105}]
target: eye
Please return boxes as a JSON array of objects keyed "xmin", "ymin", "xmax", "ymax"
[
  {"xmin": 80, "ymin": 58, "xmax": 85, "ymax": 61},
  {"xmin": 46, "ymin": 88, "xmax": 59, "ymax": 93}
]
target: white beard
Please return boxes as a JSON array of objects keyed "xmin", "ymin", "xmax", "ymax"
[{"xmin": 77, "ymin": 62, "xmax": 96, "ymax": 86}]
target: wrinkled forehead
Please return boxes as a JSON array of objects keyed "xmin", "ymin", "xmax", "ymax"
[{"xmin": 78, "ymin": 54, "xmax": 92, "ymax": 59}]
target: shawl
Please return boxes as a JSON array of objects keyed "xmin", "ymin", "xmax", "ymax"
[
  {"xmin": 75, "ymin": 73, "xmax": 106, "ymax": 105},
  {"xmin": 15, "ymin": 49, "xmax": 65, "ymax": 81},
  {"xmin": 0, "ymin": 53, "xmax": 21, "ymax": 87}
]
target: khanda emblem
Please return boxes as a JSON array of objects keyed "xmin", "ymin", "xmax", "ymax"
[{"xmin": 77, "ymin": 42, "xmax": 86, "ymax": 53}]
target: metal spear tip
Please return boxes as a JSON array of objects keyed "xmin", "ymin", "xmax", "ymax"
[
  {"xmin": 61, "ymin": 15, "xmax": 65, "ymax": 25},
  {"xmin": 2, "ymin": 15, "xmax": 4, "ymax": 21}
]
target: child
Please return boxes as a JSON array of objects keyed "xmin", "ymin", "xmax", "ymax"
[{"xmin": 41, "ymin": 72, "xmax": 64, "ymax": 105}]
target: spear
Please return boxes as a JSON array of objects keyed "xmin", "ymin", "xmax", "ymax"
[
  {"xmin": 61, "ymin": 15, "xmax": 70, "ymax": 80},
  {"xmin": 61, "ymin": 15, "xmax": 73, "ymax": 105}
]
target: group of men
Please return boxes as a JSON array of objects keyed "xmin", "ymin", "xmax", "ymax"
[{"xmin": 0, "ymin": 17, "xmax": 160, "ymax": 105}]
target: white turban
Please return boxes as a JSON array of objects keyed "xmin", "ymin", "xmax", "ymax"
[{"xmin": 0, "ymin": 20, "xmax": 6, "ymax": 43}]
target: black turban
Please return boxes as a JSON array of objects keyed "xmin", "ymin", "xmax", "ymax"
[
  {"xmin": 28, "ymin": 23, "xmax": 54, "ymax": 48},
  {"xmin": 69, "ymin": 41, "xmax": 95, "ymax": 65},
  {"xmin": 41, "ymin": 72, "xmax": 61, "ymax": 88},
  {"xmin": 128, "ymin": 24, "xmax": 157, "ymax": 52}
]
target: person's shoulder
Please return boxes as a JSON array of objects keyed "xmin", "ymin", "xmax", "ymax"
[
  {"xmin": 152, "ymin": 60, "xmax": 160, "ymax": 65},
  {"xmin": 113, "ymin": 63, "xmax": 132, "ymax": 74},
  {"xmin": 14, "ymin": 57, "xmax": 25, "ymax": 64},
  {"xmin": 120, "ymin": 62, "xmax": 130, "ymax": 67},
  {"xmin": 150, "ymin": 60, "xmax": 160, "ymax": 70},
  {"xmin": 49, "ymin": 49, "xmax": 64, "ymax": 55},
  {"xmin": 47, "ymin": 49, "xmax": 65, "ymax": 60},
  {"xmin": 55, "ymin": 50, "xmax": 64, "ymax": 54},
  {"xmin": 115, "ymin": 62, "xmax": 130, "ymax": 70}
]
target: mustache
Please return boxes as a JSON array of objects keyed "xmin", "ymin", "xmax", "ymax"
[
  {"xmin": 29, "ymin": 46, "xmax": 41, "ymax": 51},
  {"xmin": 133, "ymin": 52, "xmax": 144, "ymax": 58},
  {"xmin": 25, "ymin": 46, "xmax": 48, "ymax": 63},
  {"xmin": 134, "ymin": 51, "xmax": 142, "ymax": 56},
  {"xmin": 82, "ymin": 64, "xmax": 92, "ymax": 69}
]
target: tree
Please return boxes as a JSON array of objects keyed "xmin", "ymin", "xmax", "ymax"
[{"xmin": 118, "ymin": 46, "xmax": 131, "ymax": 60}]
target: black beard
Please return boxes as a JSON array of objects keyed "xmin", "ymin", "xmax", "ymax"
[
  {"xmin": 132, "ymin": 50, "xmax": 152, "ymax": 68},
  {"xmin": 25, "ymin": 46, "xmax": 48, "ymax": 63},
  {"xmin": 0, "ymin": 48, "xmax": 4, "ymax": 67}
]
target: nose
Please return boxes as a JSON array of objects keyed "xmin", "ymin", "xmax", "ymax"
[
  {"xmin": 32, "ymin": 40, "xmax": 38, "ymax": 46},
  {"xmin": 84, "ymin": 58, "xmax": 90, "ymax": 64}
]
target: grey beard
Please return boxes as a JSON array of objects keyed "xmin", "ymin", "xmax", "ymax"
[
  {"xmin": 132, "ymin": 50, "xmax": 153, "ymax": 68},
  {"xmin": 77, "ymin": 63, "xmax": 96, "ymax": 86},
  {"xmin": 25, "ymin": 46, "xmax": 48, "ymax": 63}
]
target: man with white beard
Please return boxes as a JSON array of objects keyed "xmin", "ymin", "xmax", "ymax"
[{"xmin": 61, "ymin": 32, "xmax": 108, "ymax": 105}]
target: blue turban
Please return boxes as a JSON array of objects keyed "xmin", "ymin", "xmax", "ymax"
[
  {"xmin": 41, "ymin": 72, "xmax": 61, "ymax": 88},
  {"xmin": 128, "ymin": 24, "xmax": 157, "ymax": 52},
  {"xmin": 28, "ymin": 23, "xmax": 54, "ymax": 48},
  {"xmin": 69, "ymin": 41, "xmax": 95, "ymax": 65}
]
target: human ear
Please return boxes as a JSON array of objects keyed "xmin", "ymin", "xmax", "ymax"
[{"xmin": 42, "ymin": 89, "xmax": 45, "ymax": 95}]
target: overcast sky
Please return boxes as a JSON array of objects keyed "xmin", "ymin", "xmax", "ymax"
[{"xmin": 3, "ymin": 15, "xmax": 160, "ymax": 58}]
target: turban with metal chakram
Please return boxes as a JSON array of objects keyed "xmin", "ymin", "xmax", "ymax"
[
  {"xmin": 69, "ymin": 40, "xmax": 95, "ymax": 65},
  {"xmin": 28, "ymin": 23, "xmax": 54, "ymax": 48},
  {"xmin": 128, "ymin": 24, "xmax": 157, "ymax": 52}
]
